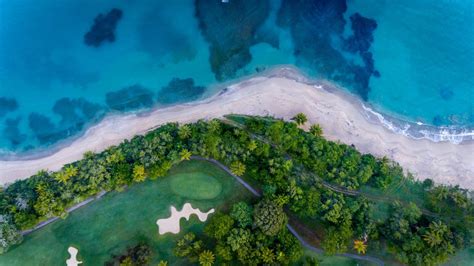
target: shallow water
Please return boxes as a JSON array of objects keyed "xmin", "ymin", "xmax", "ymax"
[{"xmin": 0, "ymin": 0, "xmax": 472, "ymax": 154}]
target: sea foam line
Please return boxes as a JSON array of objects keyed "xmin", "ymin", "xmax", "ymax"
[{"xmin": 361, "ymin": 104, "xmax": 474, "ymax": 144}]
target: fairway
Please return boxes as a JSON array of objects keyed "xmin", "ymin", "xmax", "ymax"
[{"xmin": 0, "ymin": 160, "xmax": 251, "ymax": 265}]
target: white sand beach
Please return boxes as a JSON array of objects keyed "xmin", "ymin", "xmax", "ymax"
[{"xmin": 0, "ymin": 68, "xmax": 473, "ymax": 189}]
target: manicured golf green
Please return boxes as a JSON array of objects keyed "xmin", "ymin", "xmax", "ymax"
[
  {"xmin": 170, "ymin": 173, "xmax": 222, "ymax": 200},
  {"xmin": 0, "ymin": 160, "xmax": 252, "ymax": 265}
]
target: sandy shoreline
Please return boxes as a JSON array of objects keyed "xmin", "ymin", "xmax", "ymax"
[{"xmin": 0, "ymin": 68, "xmax": 473, "ymax": 189}]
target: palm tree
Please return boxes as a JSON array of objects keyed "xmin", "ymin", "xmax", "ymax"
[
  {"xmin": 55, "ymin": 165, "xmax": 78, "ymax": 183},
  {"xmin": 260, "ymin": 247, "xmax": 276, "ymax": 263},
  {"xmin": 199, "ymin": 250, "xmax": 215, "ymax": 266},
  {"xmin": 119, "ymin": 257, "xmax": 133, "ymax": 266},
  {"xmin": 353, "ymin": 240, "xmax": 367, "ymax": 254},
  {"xmin": 207, "ymin": 120, "xmax": 221, "ymax": 133},
  {"xmin": 83, "ymin": 150, "xmax": 95, "ymax": 159},
  {"xmin": 247, "ymin": 140, "xmax": 257, "ymax": 151},
  {"xmin": 159, "ymin": 132, "xmax": 173, "ymax": 143},
  {"xmin": 423, "ymin": 221, "xmax": 447, "ymax": 247},
  {"xmin": 105, "ymin": 150, "xmax": 125, "ymax": 164},
  {"xmin": 433, "ymin": 186, "xmax": 449, "ymax": 201},
  {"xmin": 54, "ymin": 172, "xmax": 68, "ymax": 184},
  {"xmin": 451, "ymin": 191, "xmax": 468, "ymax": 208},
  {"xmin": 179, "ymin": 125, "xmax": 191, "ymax": 139},
  {"xmin": 292, "ymin": 113, "xmax": 307, "ymax": 126},
  {"xmin": 132, "ymin": 165, "xmax": 146, "ymax": 182},
  {"xmin": 423, "ymin": 230, "xmax": 442, "ymax": 247},
  {"xmin": 230, "ymin": 161, "xmax": 246, "ymax": 176},
  {"xmin": 429, "ymin": 221, "xmax": 448, "ymax": 236},
  {"xmin": 64, "ymin": 165, "xmax": 78, "ymax": 178},
  {"xmin": 309, "ymin": 124, "xmax": 323, "ymax": 137},
  {"xmin": 180, "ymin": 149, "xmax": 192, "ymax": 161}
]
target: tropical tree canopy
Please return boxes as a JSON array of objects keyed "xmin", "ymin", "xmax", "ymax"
[
  {"xmin": 230, "ymin": 161, "xmax": 246, "ymax": 176},
  {"xmin": 132, "ymin": 165, "xmax": 146, "ymax": 182},
  {"xmin": 199, "ymin": 250, "xmax": 215, "ymax": 266},
  {"xmin": 291, "ymin": 113, "xmax": 307, "ymax": 125},
  {"xmin": 353, "ymin": 239, "xmax": 367, "ymax": 254},
  {"xmin": 253, "ymin": 200, "xmax": 287, "ymax": 236},
  {"xmin": 0, "ymin": 221, "xmax": 23, "ymax": 254}
]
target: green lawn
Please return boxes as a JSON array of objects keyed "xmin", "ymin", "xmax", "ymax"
[
  {"xmin": 303, "ymin": 249, "xmax": 378, "ymax": 266},
  {"xmin": 0, "ymin": 160, "xmax": 252, "ymax": 265},
  {"xmin": 444, "ymin": 246, "xmax": 474, "ymax": 266}
]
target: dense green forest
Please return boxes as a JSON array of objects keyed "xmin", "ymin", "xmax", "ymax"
[{"xmin": 0, "ymin": 114, "xmax": 472, "ymax": 265}]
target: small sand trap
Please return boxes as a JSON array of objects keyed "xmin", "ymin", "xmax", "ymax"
[
  {"xmin": 157, "ymin": 203, "xmax": 215, "ymax": 235},
  {"xmin": 66, "ymin": 246, "xmax": 82, "ymax": 266}
]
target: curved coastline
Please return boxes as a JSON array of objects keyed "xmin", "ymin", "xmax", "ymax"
[
  {"xmin": 0, "ymin": 67, "xmax": 473, "ymax": 189},
  {"xmin": 298, "ymin": 73, "xmax": 474, "ymax": 145},
  {"xmin": 0, "ymin": 66, "xmax": 472, "ymax": 161}
]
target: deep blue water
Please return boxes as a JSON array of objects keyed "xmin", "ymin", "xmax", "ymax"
[{"xmin": 0, "ymin": 0, "xmax": 473, "ymax": 154}]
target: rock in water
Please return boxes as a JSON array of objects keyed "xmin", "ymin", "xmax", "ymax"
[{"xmin": 84, "ymin": 8, "xmax": 123, "ymax": 47}]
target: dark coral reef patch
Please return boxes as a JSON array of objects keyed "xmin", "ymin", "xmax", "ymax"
[
  {"xmin": 53, "ymin": 97, "xmax": 104, "ymax": 133},
  {"xmin": 106, "ymin": 85, "xmax": 155, "ymax": 112},
  {"xmin": 439, "ymin": 87, "xmax": 454, "ymax": 100},
  {"xmin": 277, "ymin": 0, "xmax": 350, "ymax": 85},
  {"xmin": 28, "ymin": 113, "xmax": 61, "ymax": 144},
  {"xmin": 195, "ymin": 0, "xmax": 270, "ymax": 80},
  {"xmin": 3, "ymin": 118, "xmax": 26, "ymax": 147},
  {"xmin": 138, "ymin": 6, "xmax": 197, "ymax": 62},
  {"xmin": 277, "ymin": 0, "xmax": 378, "ymax": 100},
  {"xmin": 342, "ymin": 13, "xmax": 379, "ymax": 99},
  {"xmin": 157, "ymin": 78, "xmax": 206, "ymax": 104},
  {"xmin": 0, "ymin": 97, "xmax": 18, "ymax": 117},
  {"xmin": 26, "ymin": 98, "xmax": 104, "ymax": 145},
  {"xmin": 84, "ymin": 8, "xmax": 123, "ymax": 47},
  {"xmin": 344, "ymin": 13, "xmax": 378, "ymax": 54}
]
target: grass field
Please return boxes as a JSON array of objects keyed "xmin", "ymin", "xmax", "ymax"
[
  {"xmin": 303, "ymin": 249, "xmax": 378, "ymax": 266},
  {"xmin": 0, "ymin": 160, "xmax": 252, "ymax": 265},
  {"xmin": 444, "ymin": 246, "xmax": 474, "ymax": 266}
]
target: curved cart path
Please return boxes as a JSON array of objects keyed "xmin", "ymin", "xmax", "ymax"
[{"xmin": 192, "ymin": 156, "xmax": 385, "ymax": 266}]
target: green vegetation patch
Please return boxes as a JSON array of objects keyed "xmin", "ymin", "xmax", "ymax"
[
  {"xmin": 2, "ymin": 115, "xmax": 472, "ymax": 266},
  {"xmin": 169, "ymin": 173, "xmax": 222, "ymax": 200},
  {"xmin": 0, "ymin": 160, "xmax": 251, "ymax": 265}
]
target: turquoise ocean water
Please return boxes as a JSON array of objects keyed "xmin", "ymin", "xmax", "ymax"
[{"xmin": 0, "ymin": 0, "xmax": 472, "ymax": 155}]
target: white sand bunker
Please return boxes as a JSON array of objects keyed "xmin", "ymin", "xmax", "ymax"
[
  {"xmin": 157, "ymin": 203, "xmax": 215, "ymax": 235},
  {"xmin": 66, "ymin": 246, "xmax": 82, "ymax": 266}
]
